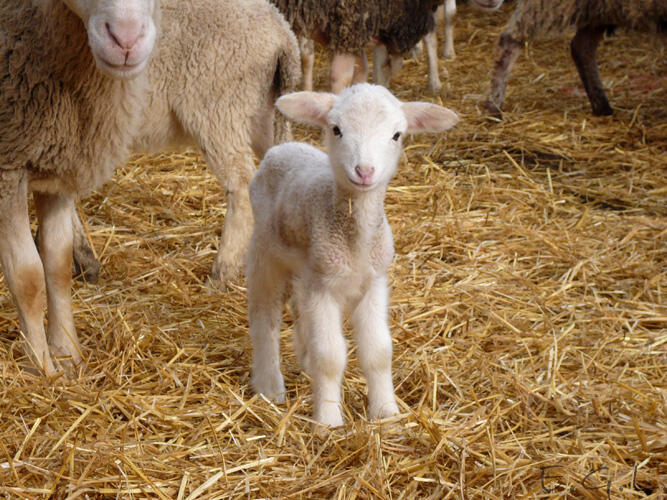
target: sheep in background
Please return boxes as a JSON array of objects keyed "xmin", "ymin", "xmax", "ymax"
[
  {"xmin": 484, "ymin": 0, "xmax": 667, "ymax": 116},
  {"xmin": 0, "ymin": 0, "xmax": 159, "ymax": 374},
  {"xmin": 373, "ymin": 0, "xmax": 504, "ymax": 94},
  {"xmin": 246, "ymin": 84, "xmax": 459, "ymax": 427},
  {"xmin": 272, "ymin": 0, "xmax": 442, "ymax": 93},
  {"xmin": 70, "ymin": 0, "xmax": 301, "ymax": 285}
]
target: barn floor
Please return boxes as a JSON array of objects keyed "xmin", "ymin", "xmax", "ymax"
[{"xmin": 1, "ymin": 3, "xmax": 665, "ymax": 499}]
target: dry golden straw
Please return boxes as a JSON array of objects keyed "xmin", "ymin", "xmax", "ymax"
[{"xmin": 1, "ymin": 4, "xmax": 665, "ymax": 498}]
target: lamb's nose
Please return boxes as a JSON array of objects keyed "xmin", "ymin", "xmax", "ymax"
[{"xmin": 355, "ymin": 165, "xmax": 375, "ymax": 183}]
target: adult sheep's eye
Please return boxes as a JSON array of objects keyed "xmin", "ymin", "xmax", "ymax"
[
  {"xmin": 392, "ymin": 132, "xmax": 401, "ymax": 141},
  {"xmin": 333, "ymin": 125, "xmax": 342, "ymax": 137}
]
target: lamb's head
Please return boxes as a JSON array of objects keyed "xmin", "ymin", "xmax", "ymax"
[
  {"xmin": 63, "ymin": 0, "xmax": 159, "ymax": 79},
  {"xmin": 276, "ymin": 83, "xmax": 459, "ymax": 192},
  {"xmin": 469, "ymin": 0, "xmax": 504, "ymax": 12}
]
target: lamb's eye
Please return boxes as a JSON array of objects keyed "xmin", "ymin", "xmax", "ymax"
[
  {"xmin": 332, "ymin": 125, "xmax": 342, "ymax": 137},
  {"xmin": 392, "ymin": 132, "xmax": 401, "ymax": 142}
]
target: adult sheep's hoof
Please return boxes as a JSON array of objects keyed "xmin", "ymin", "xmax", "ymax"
[
  {"xmin": 73, "ymin": 252, "xmax": 101, "ymax": 283},
  {"xmin": 484, "ymin": 99, "xmax": 503, "ymax": 119},
  {"xmin": 209, "ymin": 256, "xmax": 242, "ymax": 286}
]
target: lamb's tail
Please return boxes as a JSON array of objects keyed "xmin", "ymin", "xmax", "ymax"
[{"xmin": 272, "ymin": 31, "xmax": 302, "ymax": 145}]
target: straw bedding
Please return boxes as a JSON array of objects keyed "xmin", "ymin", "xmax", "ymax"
[{"xmin": 1, "ymin": 4, "xmax": 665, "ymax": 498}]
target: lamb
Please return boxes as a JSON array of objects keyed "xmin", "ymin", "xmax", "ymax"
[
  {"xmin": 0, "ymin": 0, "xmax": 159, "ymax": 374},
  {"xmin": 69, "ymin": 0, "xmax": 302, "ymax": 284},
  {"xmin": 246, "ymin": 83, "xmax": 459, "ymax": 427},
  {"xmin": 271, "ymin": 0, "xmax": 443, "ymax": 94},
  {"xmin": 484, "ymin": 0, "xmax": 667, "ymax": 116}
]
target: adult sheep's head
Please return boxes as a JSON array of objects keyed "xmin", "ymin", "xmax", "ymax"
[{"xmin": 63, "ymin": 0, "xmax": 159, "ymax": 79}]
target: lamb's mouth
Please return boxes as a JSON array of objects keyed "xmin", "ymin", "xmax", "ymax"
[{"xmin": 348, "ymin": 177, "xmax": 375, "ymax": 190}]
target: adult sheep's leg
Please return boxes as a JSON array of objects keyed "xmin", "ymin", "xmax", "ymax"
[
  {"xmin": 35, "ymin": 192, "xmax": 82, "ymax": 368},
  {"xmin": 208, "ymin": 151, "xmax": 255, "ymax": 284},
  {"xmin": 351, "ymin": 52, "xmax": 369, "ymax": 85},
  {"xmin": 350, "ymin": 275, "xmax": 398, "ymax": 420},
  {"xmin": 484, "ymin": 31, "xmax": 523, "ymax": 117},
  {"xmin": 373, "ymin": 45, "xmax": 392, "ymax": 88},
  {"xmin": 247, "ymin": 244, "xmax": 288, "ymax": 402},
  {"xmin": 571, "ymin": 26, "xmax": 613, "ymax": 116},
  {"xmin": 425, "ymin": 30, "xmax": 443, "ymax": 94},
  {"xmin": 330, "ymin": 53, "xmax": 357, "ymax": 94},
  {"xmin": 297, "ymin": 281, "xmax": 347, "ymax": 427},
  {"xmin": 443, "ymin": 0, "xmax": 456, "ymax": 59},
  {"xmin": 0, "ymin": 171, "xmax": 55, "ymax": 375},
  {"xmin": 70, "ymin": 205, "xmax": 100, "ymax": 283},
  {"xmin": 300, "ymin": 38, "xmax": 315, "ymax": 91}
]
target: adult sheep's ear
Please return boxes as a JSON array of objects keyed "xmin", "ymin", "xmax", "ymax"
[
  {"xmin": 402, "ymin": 102, "xmax": 459, "ymax": 134},
  {"xmin": 276, "ymin": 91, "xmax": 337, "ymax": 127}
]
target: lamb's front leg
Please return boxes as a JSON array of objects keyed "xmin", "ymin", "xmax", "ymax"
[
  {"xmin": 35, "ymin": 192, "xmax": 82, "ymax": 369},
  {"xmin": 350, "ymin": 274, "xmax": 398, "ymax": 420},
  {"xmin": 0, "ymin": 171, "xmax": 55, "ymax": 375},
  {"xmin": 298, "ymin": 285, "xmax": 347, "ymax": 427}
]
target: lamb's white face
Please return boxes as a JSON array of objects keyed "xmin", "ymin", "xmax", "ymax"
[
  {"xmin": 325, "ymin": 85, "xmax": 406, "ymax": 191},
  {"xmin": 63, "ymin": 0, "xmax": 159, "ymax": 79},
  {"xmin": 276, "ymin": 83, "xmax": 459, "ymax": 192}
]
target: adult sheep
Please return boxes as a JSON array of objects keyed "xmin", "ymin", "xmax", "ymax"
[
  {"xmin": 272, "ymin": 0, "xmax": 443, "ymax": 93},
  {"xmin": 0, "ymin": 0, "xmax": 159, "ymax": 375},
  {"xmin": 484, "ymin": 0, "xmax": 667, "ymax": 116},
  {"xmin": 69, "ymin": 0, "xmax": 302, "ymax": 285}
]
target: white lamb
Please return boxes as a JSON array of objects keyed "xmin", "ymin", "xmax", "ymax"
[
  {"xmin": 0, "ymin": 0, "xmax": 158, "ymax": 374},
  {"xmin": 246, "ymin": 83, "xmax": 459, "ymax": 427}
]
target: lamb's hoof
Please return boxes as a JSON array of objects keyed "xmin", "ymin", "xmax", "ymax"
[
  {"xmin": 209, "ymin": 259, "xmax": 241, "ymax": 287},
  {"xmin": 313, "ymin": 404, "xmax": 344, "ymax": 429},
  {"xmin": 369, "ymin": 399, "xmax": 399, "ymax": 421},
  {"xmin": 252, "ymin": 373, "xmax": 286, "ymax": 404}
]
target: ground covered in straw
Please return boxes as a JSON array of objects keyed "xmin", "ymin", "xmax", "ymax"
[{"xmin": 1, "ymin": 4, "xmax": 665, "ymax": 499}]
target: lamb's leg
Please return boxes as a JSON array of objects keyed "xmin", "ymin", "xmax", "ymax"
[
  {"xmin": 247, "ymin": 244, "xmax": 288, "ymax": 402},
  {"xmin": 298, "ymin": 283, "xmax": 346, "ymax": 427},
  {"xmin": 35, "ymin": 192, "xmax": 82, "ymax": 369},
  {"xmin": 484, "ymin": 31, "xmax": 523, "ymax": 117},
  {"xmin": 571, "ymin": 25, "xmax": 613, "ymax": 116},
  {"xmin": 70, "ymin": 205, "xmax": 100, "ymax": 283},
  {"xmin": 0, "ymin": 171, "xmax": 55, "ymax": 375},
  {"xmin": 330, "ymin": 52, "xmax": 356, "ymax": 94},
  {"xmin": 350, "ymin": 275, "xmax": 398, "ymax": 420},
  {"xmin": 425, "ymin": 29, "xmax": 443, "ymax": 95},
  {"xmin": 208, "ymin": 152, "xmax": 255, "ymax": 284},
  {"xmin": 443, "ymin": 0, "xmax": 456, "ymax": 59},
  {"xmin": 300, "ymin": 37, "xmax": 315, "ymax": 91}
]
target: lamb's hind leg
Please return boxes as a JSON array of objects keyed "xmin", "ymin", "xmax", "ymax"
[
  {"xmin": 571, "ymin": 25, "xmax": 613, "ymax": 116},
  {"xmin": 0, "ymin": 171, "xmax": 55, "ymax": 375},
  {"xmin": 35, "ymin": 192, "xmax": 82, "ymax": 369},
  {"xmin": 350, "ymin": 275, "xmax": 398, "ymax": 420},
  {"xmin": 247, "ymin": 242, "xmax": 288, "ymax": 402}
]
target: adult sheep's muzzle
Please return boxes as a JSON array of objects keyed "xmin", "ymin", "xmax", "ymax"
[{"xmin": 87, "ymin": 12, "xmax": 157, "ymax": 79}]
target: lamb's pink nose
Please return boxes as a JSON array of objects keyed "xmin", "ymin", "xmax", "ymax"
[
  {"xmin": 355, "ymin": 165, "xmax": 375, "ymax": 184},
  {"xmin": 106, "ymin": 20, "xmax": 144, "ymax": 50}
]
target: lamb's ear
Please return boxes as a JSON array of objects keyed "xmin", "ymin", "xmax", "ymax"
[
  {"xmin": 276, "ymin": 91, "xmax": 337, "ymax": 127},
  {"xmin": 402, "ymin": 102, "xmax": 459, "ymax": 134}
]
